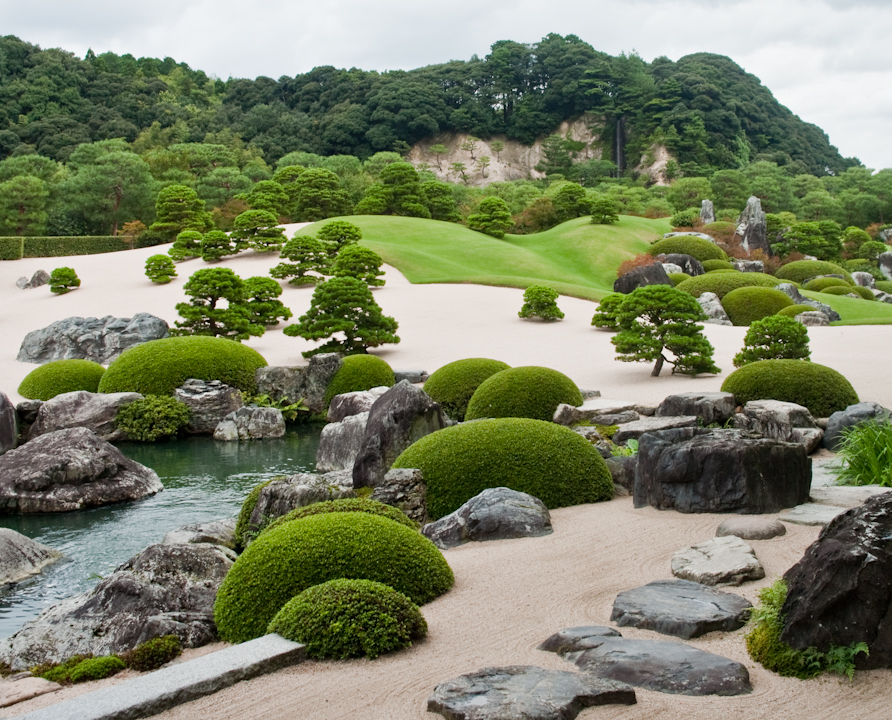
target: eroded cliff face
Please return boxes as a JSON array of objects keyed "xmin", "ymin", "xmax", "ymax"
[{"xmin": 634, "ymin": 144, "xmax": 673, "ymax": 186}]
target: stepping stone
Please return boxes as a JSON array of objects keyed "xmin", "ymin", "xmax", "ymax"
[
  {"xmin": 716, "ymin": 517, "xmax": 786, "ymax": 540},
  {"xmin": 810, "ymin": 485, "xmax": 891, "ymax": 508},
  {"xmin": 610, "ymin": 579, "xmax": 752, "ymax": 639},
  {"xmin": 537, "ymin": 626, "xmax": 622, "ymax": 654},
  {"xmin": 613, "ymin": 416, "xmax": 699, "ymax": 444},
  {"xmin": 427, "ymin": 666, "xmax": 636, "ymax": 720},
  {"xmin": 671, "ymin": 536, "xmax": 765, "ymax": 586},
  {"xmin": 780, "ymin": 503, "xmax": 849, "ymax": 526},
  {"xmin": 0, "ymin": 677, "xmax": 60, "ymax": 708}
]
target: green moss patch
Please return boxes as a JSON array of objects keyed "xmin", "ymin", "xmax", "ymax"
[
  {"xmin": 18, "ymin": 359, "xmax": 106, "ymax": 401},
  {"xmin": 423, "ymin": 358, "xmax": 510, "ymax": 422},
  {"xmin": 721, "ymin": 287, "xmax": 794, "ymax": 326},
  {"xmin": 324, "ymin": 354, "xmax": 394, "ymax": 408},
  {"xmin": 465, "ymin": 366, "xmax": 583, "ymax": 422}
]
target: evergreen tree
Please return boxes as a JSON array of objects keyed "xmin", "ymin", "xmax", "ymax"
[
  {"xmin": 243, "ymin": 276, "xmax": 293, "ymax": 327},
  {"xmin": 468, "ymin": 197, "xmax": 513, "ymax": 238},
  {"xmin": 168, "ymin": 230, "xmax": 203, "ymax": 261},
  {"xmin": 332, "ymin": 244, "xmax": 385, "ymax": 286},
  {"xmin": 230, "ymin": 209, "xmax": 285, "ymax": 252},
  {"xmin": 173, "ymin": 268, "xmax": 263, "ymax": 341},
  {"xmin": 270, "ymin": 235, "xmax": 331, "ymax": 285},
  {"xmin": 145, "ymin": 254, "xmax": 177, "ymax": 283},
  {"xmin": 292, "ymin": 168, "xmax": 351, "ymax": 221},
  {"xmin": 590, "ymin": 195, "xmax": 621, "ymax": 225},
  {"xmin": 241, "ymin": 180, "xmax": 288, "ymax": 216},
  {"xmin": 421, "ymin": 181, "xmax": 461, "ymax": 222},
  {"xmin": 551, "ymin": 182, "xmax": 591, "ymax": 223},
  {"xmin": 0, "ymin": 175, "xmax": 48, "ymax": 236},
  {"xmin": 316, "ymin": 220, "xmax": 362, "ymax": 258},
  {"xmin": 48, "ymin": 267, "xmax": 80, "ymax": 294},
  {"xmin": 150, "ymin": 184, "xmax": 212, "ymax": 239},
  {"xmin": 518, "ymin": 285, "xmax": 564, "ymax": 321},
  {"xmin": 733, "ymin": 315, "xmax": 810, "ymax": 367},
  {"xmin": 201, "ymin": 230, "xmax": 236, "ymax": 262}
]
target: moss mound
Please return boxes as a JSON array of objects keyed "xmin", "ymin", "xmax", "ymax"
[
  {"xmin": 803, "ymin": 276, "xmax": 851, "ymax": 292},
  {"xmin": 721, "ymin": 287, "xmax": 794, "ymax": 326},
  {"xmin": 324, "ymin": 354, "xmax": 394, "ymax": 407},
  {"xmin": 776, "ymin": 260, "xmax": 854, "ymax": 285},
  {"xmin": 98, "ymin": 336, "xmax": 267, "ymax": 397},
  {"xmin": 721, "ymin": 359, "xmax": 859, "ymax": 417},
  {"xmin": 261, "ymin": 498, "xmax": 418, "ymax": 538},
  {"xmin": 668, "ymin": 272, "xmax": 691, "ymax": 286},
  {"xmin": 465, "ymin": 366, "xmax": 583, "ymax": 422},
  {"xmin": 18, "ymin": 359, "xmax": 106, "ymax": 401},
  {"xmin": 214, "ymin": 512, "xmax": 453, "ymax": 643},
  {"xmin": 422, "ymin": 358, "xmax": 510, "ymax": 422},
  {"xmin": 821, "ymin": 285, "xmax": 875, "ymax": 300},
  {"xmin": 776, "ymin": 304, "xmax": 817, "ymax": 318},
  {"xmin": 393, "ymin": 417, "xmax": 614, "ymax": 519},
  {"xmin": 267, "ymin": 579, "xmax": 427, "ymax": 659},
  {"xmin": 648, "ymin": 236, "xmax": 727, "ymax": 262},
  {"xmin": 875, "ymin": 280, "xmax": 892, "ymax": 294},
  {"xmin": 676, "ymin": 271, "xmax": 783, "ymax": 300},
  {"xmin": 120, "ymin": 635, "xmax": 182, "ymax": 671},
  {"xmin": 701, "ymin": 259, "xmax": 735, "ymax": 271},
  {"xmin": 234, "ymin": 479, "xmax": 275, "ymax": 549},
  {"xmin": 69, "ymin": 656, "xmax": 126, "ymax": 684}
]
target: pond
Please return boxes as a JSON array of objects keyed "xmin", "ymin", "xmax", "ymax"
[{"xmin": 0, "ymin": 428, "xmax": 322, "ymax": 640}]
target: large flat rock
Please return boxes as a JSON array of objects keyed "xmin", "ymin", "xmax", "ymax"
[
  {"xmin": 553, "ymin": 399, "xmax": 639, "ymax": 426},
  {"xmin": 671, "ymin": 536, "xmax": 764, "ymax": 587},
  {"xmin": 613, "ymin": 416, "xmax": 698, "ymax": 444},
  {"xmin": 810, "ymin": 485, "xmax": 891, "ymax": 508},
  {"xmin": 0, "ymin": 528, "xmax": 63, "ymax": 585},
  {"xmin": 780, "ymin": 503, "xmax": 849, "ymax": 526}
]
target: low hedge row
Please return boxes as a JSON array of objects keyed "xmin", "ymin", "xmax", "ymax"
[{"xmin": 0, "ymin": 235, "xmax": 170, "ymax": 260}]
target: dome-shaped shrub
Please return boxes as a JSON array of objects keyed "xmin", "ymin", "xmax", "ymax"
[
  {"xmin": 324, "ymin": 354, "xmax": 394, "ymax": 407},
  {"xmin": 648, "ymin": 236, "xmax": 727, "ymax": 262},
  {"xmin": 668, "ymin": 272, "xmax": 691, "ymax": 286},
  {"xmin": 393, "ymin": 418, "xmax": 614, "ymax": 518},
  {"xmin": 701, "ymin": 259, "xmax": 735, "ymax": 272},
  {"xmin": 260, "ymin": 498, "xmax": 418, "ymax": 539},
  {"xmin": 876, "ymin": 280, "xmax": 892, "ymax": 294},
  {"xmin": 721, "ymin": 287, "xmax": 794, "ymax": 326},
  {"xmin": 676, "ymin": 272, "xmax": 783, "ymax": 300},
  {"xmin": 423, "ymin": 358, "xmax": 510, "ymax": 422},
  {"xmin": 776, "ymin": 304, "xmax": 818, "ymax": 318},
  {"xmin": 267, "ymin": 579, "xmax": 427, "ymax": 659},
  {"xmin": 18, "ymin": 359, "xmax": 106, "ymax": 401},
  {"xmin": 821, "ymin": 285, "xmax": 875, "ymax": 300},
  {"xmin": 776, "ymin": 260, "xmax": 854, "ymax": 285},
  {"xmin": 98, "ymin": 336, "xmax": 267, "ymax": 396},
  {"xmin": 721, "ymin": 360, "xmax": 858, "ymax": 417},
  {"xmin": 214, "ymin": 512, "xmax": 453, "ymax": 643},
  {"xmin": 465, "ymin": 366, "xmax": 582, "ymax": 422},
  {"xmin": 706, "ymin": 268, "xmax": 739, "ymax": 274},
  {"xmin": 803, "ymin": 276, "xmax": 851, "ymax": 292}
]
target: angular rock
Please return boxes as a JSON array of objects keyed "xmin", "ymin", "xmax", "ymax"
[
  {"xmin": 213, "ymin": 406, "xmax": 285, "ymax": 441},
  {"xmin": 823, "ymin": 401, "xmax": 891, "ymax": 451},
  {"xmin": 537, "ymin": 626, "xmax": 622, "ymax": 655},
  {"xmin": 0, "ymin": 427, "xmax": 162, "ymax": 513},
  {"xmin": 809, "ymin": 485, "xmax": 890, "ymax": 508},
  {"xmin": 315, "ymin": 412, "xmax": 369, "ymax": 473},
  {"xmin": 610, "ymin": 579, "xmax": 752, "ymax": 639},
  {"xmin": 716, "ymin": 517, "xmax": 786, "ymax": 540},
  {"xmin": 422, "ymin": 488, "xmax": 551, "ymax": 549},
  {"xmin": 394, "ymin": 370, "xmax": 429, "ymax": 384},
  {"xmin": 175, "ymin": 379, "xmax": 243, "ymax": 434},
  {"xmin": 878, "ymin": 251, "xmax": 892, "ymax": 281},
  {"xmin": 16, "ymin": 269, "xmax": 50, "ymax": 291},
  {"xmin": 634, "ymin": 428, "xmax": 811, "ymax": 514},
  {"xmin": 796, "ymin": 310, "xmax": 830, "ymax": 326},
  {"xmin": 656, "ymin": 254, "xmax": 704, "ymax": 276},
  {"xmin": 776, "ymin": 283, "xmax": 841, "ymax": 321},
  {"xmin": 0, "ymin": 528, "xmax": 63, "ymax": 585},
  {"xmin": 661, "ymin": 262, "xmax": 683, "ymax": 275},
  {"xmin": 553, "ymin": 398, "xmax": 638, "ymax": 426},
  {"xmin": 326, "ymin": 386, "xmax": 388, "ymax": 423},
  {"xmin": 247, "ymin": 471, "xmax": 355, "ymax": 534},
  {"xmin": 369, "ymin": 468, "xmax": 428, "ymax": 525},
  {"xmin": 656, "ymin": 391, "xmax": 736, "ymax": 425},
  {"xmin": 353, "ymin": 381, "xmax": 448, "ymax": 488},
  {"xmin": 0, "ymin": 392, "xmax": 15, "ymax": 456},
  {"xmin": 26, "ymin": 390, "xmax": 143, "ymax": 442},
  {"xmin": 735, "ymin": 196, "xmax": 770, "ymax": 255},
  {"xmin": 697, "ymin": 291, "xmax": 732, "ymax": 326},
  {"xmin": 162, "ymin": 518, "xmax": 237, "ymax": 549},
  {"xmin": 880, "ymin": 229, "xmax": 892, "ymax": 243},
  {"xmin": 662, "ymin": 231, "xmax": 717, "ymax": 243},
  {"xmin": 17, "ymin": 314, "xmax": 169, "ymax": 364},
  {"xmin": 572, "ymin": 426, "xmax": 602, "ymax": 443},
  {"xmin": 852, "ymin": 271, "xmax": 876, "ymax": 289},
  {"xmin": 700, "ymin": 199, "xmax": 715, "ymax": 224},
  {"xmin": 779, "ymin": 503, "xmax": 848, "ymax": 526},
  {"xmin": 605, "ymin": 456, "xmax": 636, "ymax": 493},
  {"xmin": 427, "ymin": 666, "xmax": 636, "ymax": 720},
  {"xmin": 254, "ymin": 353, "xmax": 343, "ymax": 413},
  {"xmin": 14, "ymin": 277, "xmax": 27, "ymax": 290},
  {"xmin": 613, "ymin": 415, "xmax": 698, "ymax": 444},
  {"xmin": 671, "ymin": 536, "xmax": 764, "ymax": 586},
  {"xmin": 732, "ymin": 259, "xmax": 765, "ymax": 273},
  {"xmin": 732, "ymin": 399, "xmax": 822, "ymax": 453},
  {"xmin": 613, "ymin": 263, "xmax": 671, "ymax": 294}
]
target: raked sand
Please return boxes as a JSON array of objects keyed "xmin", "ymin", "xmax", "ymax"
[{"xmin": 1, "ymin": 233, "xmax": 890, "ymax": 719}]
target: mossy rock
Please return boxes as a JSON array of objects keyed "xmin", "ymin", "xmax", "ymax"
[
  {"xmin": 803, "ymin": 276, "xmax": 851, "ymax": 292},
  {"xmin": 465, "ymin": 366, "xmax": 583, "ymax": 422},
  {"xmin": 776, "ymin": 260, "xmax": 854, "ymax": 285},
  {"xmin": 234, "ymin": 479, "xmax": 275, "ymax": 549},
  {"xmin": 18, "ymin": 359, "xmax": 106, "ymax": 401},
  {"xmin": 260, "ymin": 498, "xmax": 418, "ymax": 539},
  {"xmin": 721, "ymin": 359, "xmax": 859, "ymax": 417},
  {"xmin": 676, "ymin": 272, "xmax": 783, "ymax": 300},
  {"xmin": 776, "ymin": 304, "xmax": 817, "ymax": 318},
  {"xmin": 667, "ymin": 272, "xmax": 691, "ymax": 287},
  {"xmin": 821, "ymin": 285, "xmax": 875, "ymax": 300},
  {"xmin": 721, "ymin": 287, "xmax": 794, "ymax": 326},
  {"xmin": 324, "ymin": 354, "xmax": 394, "ymax": 408},
  {"xmin": 701, "ymin": 259, "xmax": 735, "ymax": 271},
  {"xmin": 98, "ymin": 336, "xmax": 267, "ymax": 397},
  {"xmin": 648, "ymin": 237, "xmax": 727, "ymax": 262},
  {"xmin": 392, "ymin": 417, "xmax": 614, "ymax": 519},
  {"xmin": 422, "ymin": 358, "xmax": 510, "ymax": 422},
  {"xmin": 214, "ymin": 512, "xmax": 453, "ymax": 643},
  {"xmin": 267, "ymin": 579, "xmax": 427, "ymax": 659}
]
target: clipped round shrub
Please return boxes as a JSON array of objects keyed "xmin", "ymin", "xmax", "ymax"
[
  {"xmin": 115, "ymin": 395, "xmax": 190, "ymax": 441},
  {"xmin": 121, "ymin": 635, "xmax": 182, "ymax": 671},
  {"xmin": 733, "ymin": 315, "xmax": 811, "ymax": 367},
  {"xmin": 721, "ymin": 287, "xmax": 794, "ymax": 326},
  {"xmin": 98, "ymin": 336, "xmax": 267, "ymax": 397},
  {"xmin": 648, "ymin": 236, "xmax": 727, "ymax": 262},
  {"xmin": 669, "ymin": 208, "xmax": 700, "ymax": 227},
  {"xmin": 876, "ymin": 280, "xmax": 892, "ymax": 294},
  {"xmin": 324, "ymin": 354, "xmax": 394, "ymax": 407},
  {"xmin": 676, "ymin": 271, "xmax": 782, "ymax": 300},
  {"xmin": 234, "ymin": 478, "xmax": 275, "ymax": 549},
  {"xmin": 668, "ymin": 272, "xmax": 691, "ymax": 286},
  {"xmin": 465, "ymin": 366, "xmax": 582, "ymax": 422},
  {"xmin": 214, "ymin": 512, "xmax": 454, "ymax": 642},
  {"xmin": 423, "ymin": 358, "xmax": 510, "ymax": 422},
  {"xmin": 393, "ymin": 418, "xmax": 614, "ymax": 518},
  {"xmin": 721, "ymin": 359, "xmax": 859, "ymax": 417},
  {"xmin": 702, "ymin": 259, "xmax": 735, "ymax": 272},
  {"xmin": 18, "ymin": 359, "xmax": 106, "ymax": 401},
  {"xmin": 776, "ymin": 304, "xmax": 817, "ymax": 318},
  {"xmin": 776, "ymin": 260, "xmax": 854, "ymax": 285},
  {"xmin": 803, "ymin": 276, "xmax": 851, "ymax": 292},
  {"xmin": 821, "ymin": 285, "xmax": 875, "ymax": 300},
  {"xmin": 145, "ymin": 254, "xmax": 177, "ymax": 284},
  {"xmin": 48, "ymin": 266, "xmax": 80, "ymax": 294},
  {"xmin": 267, "ymin": 579, "xmax": 427, "ymax": 659},
  {"xmin": 69, "ymin": 656, "xmax": 126, "ymax": 684},
  {"xmin": 706, "ymin": 268, "xmax": 738, "ymax": 274},
  {"xmin": 261, "ymin": 498, "xmax": 418, "ymax": 538}
]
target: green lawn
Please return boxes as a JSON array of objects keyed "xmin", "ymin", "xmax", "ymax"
[{"xmin": 802, "ymin": 290, "xmax": 892, "ymax": 325}]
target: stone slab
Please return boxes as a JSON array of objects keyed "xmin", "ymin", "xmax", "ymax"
[
  {"xmin": 671, "ymin": 536, "xmax": 764, "ymax": 587},
  {"xmin": 809, "ymin": 485, "xmax": 891, "ymax": 508},
  {"xmin": 613, "ymin": 416, "xmax": 698, "ymax": 444},
  {"xmin": 552, "ymin": 399, "xmax": 638, "ymax": 426},
  {"xmin": 780, "ymin": 503, "xmax": 849, "ymax": 526},
  {"xmin": 0, "ymin": 677, "xmax": 60, "ymax": 708},
  {"xmin": 716, "ymin": 517, "xmax": 786, "ymax": 540}
]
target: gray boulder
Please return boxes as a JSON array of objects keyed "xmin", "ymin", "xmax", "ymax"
[
  {"xmin": 369, "ymin": 468, "xmax": 428, "ymax": 525},
  {"xmin": 213, "ymin": 406, "xmax": 285, "ymax": 441},
  {"xmin": 15, "ymin": 399, "xmax": 41, "ymax": 427},
  {"xmin": 780, "ymin": 503, "xmax": 849, "ymax": 527},
  {"xmin": 0, "ymin": 542, "xmax": 235, "ymax": 669},
  {"xmin": 661, "ymin": 262, "xmax": 683, "ymax": 275},
  {"xmin": 613, "ymin": 415, "xmax": 698, "ymax": 444},
  {"xmin": 796, "ymin": 310, "xmax": 830, "ymax": 326},
  {"xmin": 161, "ymin": 518, "xmax": 237, "ymax": 549},
  {"xmin": 316, "ymin": 412, "xmax": 369, "ymax": 473},
  {"xmin": 353, "ymin": 381, "xmax": 448, "ymax": 488},
  {"xmin": 823, "ymin": 401, "xmax": 891, "ymax": 450},
  {"xmin": 175, "ymin": 379, "xmax": 243, "ymax": 434},
  {"xmin": 26, "ymin": 390, "xmax": 143, "ymax": 442},
  {"xmin": 16, "ymin": 270, "xmax": 50, "ymax": 290},
  {"xmin": 662, "ymin": 231, "xmax": 717, "ymax": 243},
  {"xmin": 671, "ymin": 536, "xmax": 765, "ymax": 586},
  {"xmin": 732, "ymin": 259, "xmax": 765, "ymax": 273},
  {"xmin": 716, "ymin": 517, "xmax": 786, "ymax": 540},
  {"xmin": 254, "ymin": 353, "xmax": 343, "ymax": 413},
  {"xmin": 634, "ymin": 428, "xmax": 811, "ymax": 514},
  {"xmin": 0, "ymin": 529, "xmax": 63, "ymax": 585},
  {"xmin": 537, "ymin": 626, "xmax": 622, "ymax": 654},
  {"xmin": 17, "ymin": 313, "xmax": 169, "ymax": 364},
  {"xmin": 394, "ymin": 370, "xmax": 429, "ymax": 384},
  {"xmin": 852, "ymin": 271, "xmax": 876, "ymax": 289},
  {"xmin": 553, "ymin": 398, "xmax": 638, "ymax": 426},
  {"xmin": 656, "ymin": 253, "xmax": 704, "ymax": 276},
  {"xmin": 247, "ymin": 471, "xmax": 356, "ymax": 534},
  {"xmin": 732, "ymin": 399, "xmax": 822, "ymax": 453},
  {"xmin": 776, "ymin": 283, "xmax": 841, "ymax": 321},
  {"xmin": 656, "ymin": 391, "xmax": 736, "ymax": 425},
  {"xmin": 0, "ymin": 427, "xmax": 162, "ymax": 513},
  {"xmin": 0, "ymin": 392, "xmax": 15, "ymax": 456},
  {"xmin": 735, "ymin": 196, "xmax": 770, "ymax": 255},
  {"xmin": 880, "ymin": 229, "xmax": 892, "ymax": 243},
  {"xmin": 327, "ymin": 386, "xmax": 389, "ymax": 422},
  {"xmin": 422, "ymin": 488, "xmax": 552, "ymax": 549},
  {"xmin": 613, "ymin": 263, "xmax": 671, "ymax": 294},
  {"xmin": 697, "ymin": 292, "xmax": 732, "ymax": 326},
  {"xmin": 605, "ymin": 456, "xmax": 636, "ymax": 493},
  {"xmin": 700, "ymin": 199, "xmax": 715, "ymax": 224},
  {"xmin": 879, "ymin": 251, "xmax": 892, "ymax": 281}
]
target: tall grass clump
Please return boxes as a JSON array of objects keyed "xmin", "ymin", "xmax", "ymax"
[{"xmin": 834, "ymin": 421, "xmax": 892, "ymax": 487}]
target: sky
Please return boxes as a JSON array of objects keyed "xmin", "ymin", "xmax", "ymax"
[{"xmin": 4, "ymin": 0, "xmax": 892, "ymax": 170}]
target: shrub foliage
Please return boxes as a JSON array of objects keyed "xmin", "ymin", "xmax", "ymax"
[
  {"xmin": 260, "ymin": 498, "xmax": 418, "ymax": 539},
  {"xmin": 676, "ymin": 271, "xmax": 783, "ymax": 299},
  {"xmin": 648, "ymin": 236, "xmax": 727, "ymax": 262},
  {"xmin": 422, "ymin": 358, "xmax": 510, "ymax": 422},
  {"xmin": 115, "ymin": 395, "xmax": 191, "ymax": 441},
  {"xmin": 721, "ymin": 286, "xmax": 794, "ymax": 326},
  {"xmin": 324, "ymin": 354, "xmax": 395, "ymax": 407},
  {"xmin": 465, "ymin": 366, "xmax": 583, "ymax": 421},
  {"xmin": 18, "ymin": 359, "xmax": 105, "ymax": 400},
  {"xmin": 733, "ymin": 315, "xmax": 811, "ymax": 367},
  {"xmin": 518, "ymin": 285, "xmax": 564, "ymax": 321}
]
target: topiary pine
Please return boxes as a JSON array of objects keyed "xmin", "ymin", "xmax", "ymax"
[
  {"xmin": 332, "ymin": 244, "xmax": 385, "ymax": 286},
  {"xmin": 200, "ymin": 230, "xmax": 236, "ymax": 262},
  {"xmin": 518, "ymin": 285, "xmax": 564, "ymax": 321},
  {"xmin": 284, "ymin": 276, "xmax": 399, "ymax": 357},
  {"xmin": 733, "ymin": 315, "xmax": 811, "ymax": 368},
  {"xmin": 591, "ymin": 293, "xmax": 625, "ymax": 330},
  {"xmin": 144, "ymin": 254, "xmax": 177, "ymax": 284},
  {"xmin": 316, "ymin": 220, "xmax": 362, "ymax": 258},
  {"xmin": 173, "ymin": 267, "xmax": 263, "ymax": 341},
  {"xmin": 613, "ymin": 285, "xmax": 719, "ymax": 377},
  {"xmin": 230, "ymin": 209, "xmax": 285, "ymax": 253},
  {"xmin": 467, "ymin": 197, "xmax": 512, "ymax": 238},
  {"xmin": 270, "ymin": 235, "xmax": 330, "ymax": 285},
  {"xmin": 590, "ymin": 195, "xmax": 620, "ymax": 225},
  {"xmin": 168, "ymin": 230, "xmax": 203, "ymax": 261},
  {"xmin": 48, "ymin": 267, "xmax": 80, "ymax": 294},
  {"xmin": 243, "ymin": 276, "xmax": 293, "ymax": 327}
]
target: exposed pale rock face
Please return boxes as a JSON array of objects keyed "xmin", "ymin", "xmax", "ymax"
[
  {"xmin": 316, "ymin": 412, "xmax": 369, "ymax": 473},
  {"xmin": 175, "ymin": 379, "xmax": 243, "ymax": 434},
  {"xmin": 0, "ymin": 529, "xmax": 63, "ymax": 585},
  {"xmin": 213, "ymin": 406, "xmax": 285, "ymax": 441},
  {"xmin": 26, "ymin": 390, "xmax": 143, "ymax": 442},
  {"xmin": 254, "ymin": 353, "xmax": 343, "ymax": 413},
  {"xmin": 735, "ymin": 196, "xmax": 769, "ymax": 255},
  {"xmin": 671, "ymin": 536, "xmax": 765, "ymax": 586},
  {"xmin": 697, "ymin": 292, "xmax": 732, "ymax": 326}
]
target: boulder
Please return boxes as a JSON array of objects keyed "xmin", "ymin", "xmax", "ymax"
[
  {"xmin": 874, "ymin": 290, "xmax": 892, "ymax": 303},
  {"xmin": 0, "ymin": 529, "xmax": 63, "ymax": 585},
  {"xmin": 604, "ymin": 456, "xmax": 636, "ymax": 493},
  {"xmin": 656, "ymin": 391, "xmax": 736, "ymax": 425},
  {"xmin": 15, "ymin": 400, "xmax": 40, "ymax": 427},
  {"xmin": 656, "ymin": 253, "xmax": 704, "ymax": 276},
  {"xmin": 353, "ymin": 381, "xmax": 448, "ymax": 488},
  {"xmin": 810, "ymin": 485, "xmax": 890, "ymax": 508},
  {"xmin": 394, "ymin": 370, "xmax": 429, "ymax": 384},
  {"xmin": 175, "ymin": 379, "xmax": 243, "ymax": 434},
  {"xmin": 700, "ymin": 199, "xmax": 715, "ymax": 224},
  {"xmin": 634, "ymin": 428, "xmax": 811, "ymax": 514},
  {"xmin": 852, "ymin": 271, "xmax": 876, "ymax": 289},
  {"xmin": 17, "ymin": 314, "xmax": 169, "ymax": 364},
  {"xmin": 0, "ymin": 392, "xmax": 15, "ymax": 456},
  {"xmin": 26, "ymin": 390, "xmax": 143, "ymax": 442},
  {"xmin": 537, "ymin": 626, "xmax": 622, "ymax": 655},
  {"xmin": 0, "ymin": 542, "xmax": 235, "ymax": 669},
  {"xmin": 161, "ymin": 518, "xmax": 237, "ymax": 549},
  {"xmin": 369, "ymin": 468, "xmax": 428, "ymax": 525},
  {"xmin": 661, "ymin": 262, "xmax": 683, "ymax": 275},
  {"xmin": 553, "ymin": 398, "xmax": 638, "ymax": 426},
  {"xmin": 15, "ymin": 269, "xmax": 50, "ymax": 291},
  {"xmin": 776, "ymin": 283, "xmax": 841, "ymax": 321},
  {"xmin": 427, "ymin": 666, "xmax": 636, "ymax": 720},
  {"xmin": 421, "ymin": 488, "xmax": 552, "ymax": 549},
  {"xmin": 613, "ymin": 415, "xmax": 698, "ymax": 444},
  {"xmin": 254, "ymin": 353, "xmax": 343, "ymax": 413},
  {"xmin": 662, "ymin": 231, "xmax": 717, "ymax": 243},
  {"xmin": 326, "ymin": 386, "xmax": 389, "ymax": 422},
  {"xmin": 213, "ymin": 406, "xmax": 285, "ymax": 441},
  {"xmin": 878, "ymin": 251, "xmax": 892, "ymax": 281},
  {"xmin": 0, "ymin": 676, "xmax": 61, "ymax": 707},
  {"xmin": 823, "ymin": 401, "xmax": 891, "ymax": 451},
  {"xmin": 315, "ymin": 412, "xmax": 369, "ymax": 473},
  {"xmin": 0, "ymin": 427, "xmax": 162, "ymax": 513},
  {"xmin": 613, "ymin": 263, "xmax": 671, "ymax": 294},
  {"xmin": 610, "ymin": 579, "xmax": 752, "ymax": 639},
  {"xmin": 697, "ymin": 292, "xmax": 732, "ymax": 326},
  {"xmin": 671, "ymin": 536, "xmax": 765, "ymax": 586},
  {"xmin": 796, "ymin": 310, "xmax": 830, "ymax": 326},
  {"xmin": 247, "ymin": 471, "xmax": 356, "ymax": 534},
  {"xmin": 779, "ymin": 502, "xmax": 848, "ymax": 526},
  {"xmin": 732, "ymin": 259, "xmax": 765, "ymax": 273},
  {"xmin": 716, "ymin": 517, "xmax": 786, "ymax": 540},
  {"xmin": 735, "ymin": 196, "xmax": 770, "ymax": 255},
  {"xmin": 880, "ymin": 229, "xmax": 892, "ymax": 243},
  {"xmin": 573, "ymin": 426, "xmax": 603, "ymax": 443},
  {"xmin": 732, "ymin": 399, "xmax": 822, "ymax": 453}
]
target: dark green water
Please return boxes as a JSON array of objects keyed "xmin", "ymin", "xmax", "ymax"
[{"xmin": 0, "ymin": 430, "xmax": 321, "ymax": 639}]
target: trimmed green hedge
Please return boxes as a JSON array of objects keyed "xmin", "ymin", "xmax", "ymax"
[
  {"xmin": 648, "ymin": 236, "xmax": 727, "ymax": 262},
  {"xmin": 702, "ymin": 259, "xmax": 735, "ymax": 271},
  {"xmin": 98, "ymin": 336, "xmax": 267, "ymax": 397},
  {"xmin": 876, "ymin": 280, "xmax": 892, "ymax": 294},
  {"xmin": 776, "ymin": 304, "xmax": 817, "ymax": 318},
  {"xmin": 214, "ymin": 512, "xmax": 453, "ymax": 643},
  {"xmin": 465, "ymin": 366, "xmax": 582, "ymax": 422},
  {"xmin": 260, "ymin": 498, "xmax": 418, "ymax": 539},
  {"xmin": 721, "ymin": 359, "xmax": 859, "ymax": 417},
  {"xmin": 676, "ymin": 271, "xmax": 783, "ymax": 299},
  {"xmin": 0, "ymin": 236, "xmax": 170, "ymax": 260},
  {"xmin": 267, "ymin": 579, "xmax": 427, "ymax": 659},
  {"xmin": 423, "ymin": 358, "xmax": 510, "ymax": 422},
  {"xmin": 776, "ymin": 260, "xmax": 854, "ymax": 285},
  {"xmin": 18, "ymin": 359, "xmax": 106, "ymax": 401},
  {"xmin": 324, "ymin": 354, "xmax": 394, "ymax": 408},
  {"xmin": 803, "ymin": 277, "xmax": 851, "ymax": 292},
  {"xmin": 0, "ymin": 237, "xmax": 23, "ymax": 260},
  {"xmin": 69, "ymin": 656, "xmax": 126, "ymax": 684},
  {"xmin": 721, "ymin": 287, "xmax": 794, "ymax": 326},
  {"xmin": 821, "ymin": 285, "xmax": 875, "ymax": 300},
  {"xmin": 393, "ymin": 418, "xmax": 614, "ymax": 518}
]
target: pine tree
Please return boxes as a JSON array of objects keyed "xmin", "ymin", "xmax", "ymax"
[
  {"xmin": 332, "ymin": 245, "xmax": 385, "ymax": 286},
  {"xmin": 145, "ymin": 254, "xmax": 177, "ymax": 284},
  {"xmin": 173, "ymin": 268, "xmax": 263, "ymax": 341},
  {"xmin": 733, "ymin": 315, "xmax": 811, "ymax": 367},
  {"xmin": 243, "ymin": 276, "xmax": 293, "ymax": 327},
  {"xmin": 468, "ymin": 197, "xmax": 513, "ymax": 238},
  {"xmin": 518, "ymin": 285, "xmax": 564, "ymax": 321},
  {"xmin": 270, "ymin": 235, "xmax": 330, "ymax": 285}
]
